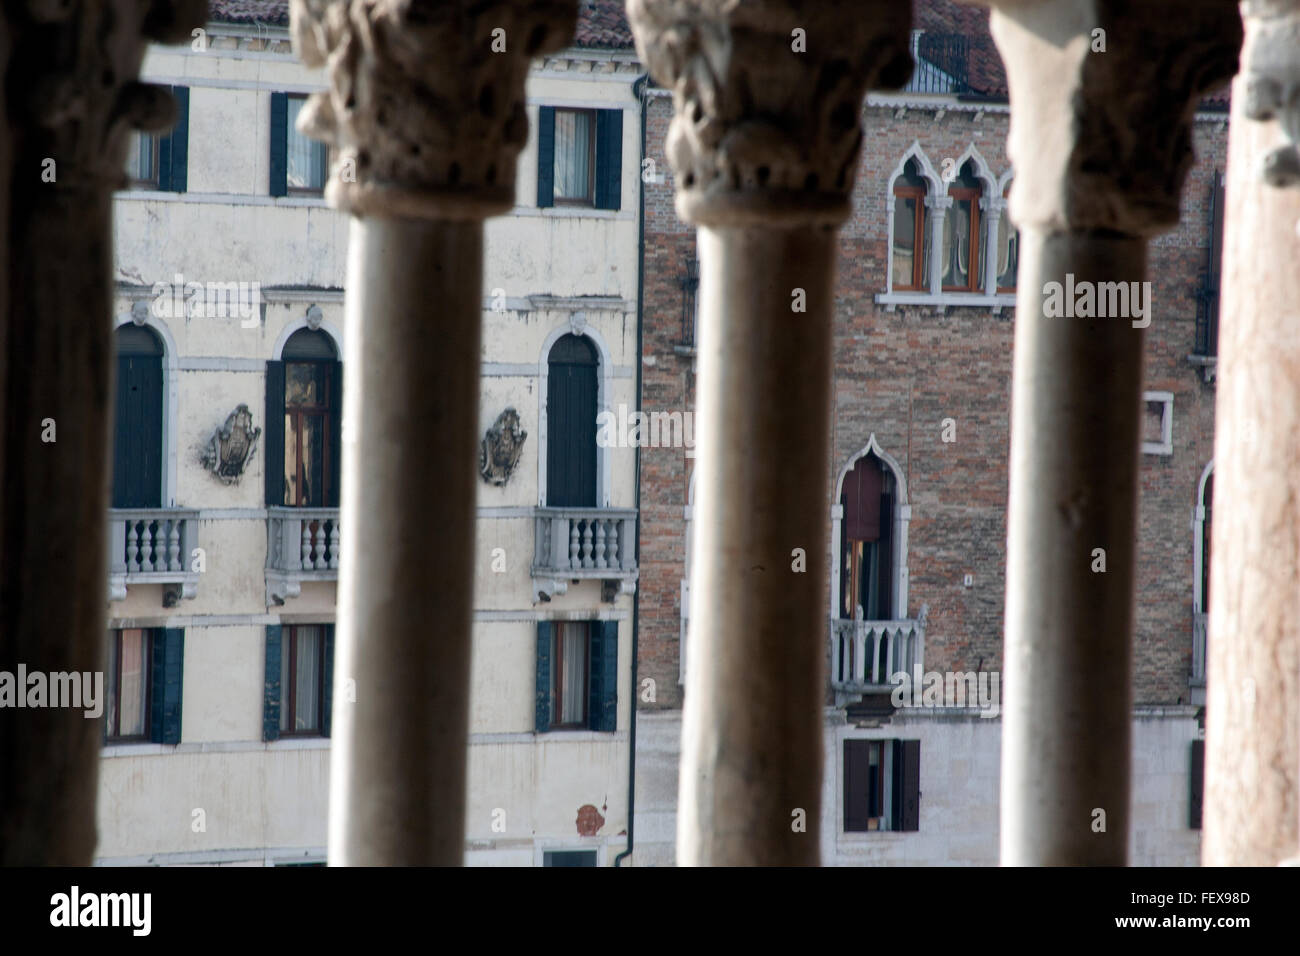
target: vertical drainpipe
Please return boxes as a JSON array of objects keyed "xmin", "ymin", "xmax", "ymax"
[{"xmin": 615, "ymin": 71, "xmax": 649, "ymax": 868}]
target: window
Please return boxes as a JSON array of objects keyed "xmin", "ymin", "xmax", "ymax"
[
  {"xmin": 892, "ymin": 159, "xmax": 930, "ymax": 291},
  {"xmin": 543, "ymin": 850, "xmax": 597, "ymax": 867},
  {"xmin": 839, "ymin": 452, "xmax": 896, "ymax": 622},
  {"xmin": 545, "ymin": 334, "xmax": 598, "ymax": 508},
  {"xmin": 996, "ymin": 183, "xmax": 1018, "ymax": 292},
  {"xmin": 266, "ymin": 329, "xmax": 342, "ymax": 508},
  {"xmin": 1189, "ymin": 738, "xmax": 1205, "ymax": 829},
  {"xmin": 122, "ymin": 86, "xmax": 188, "ymax": 192},
  {"xmin": 106, "ymin": 628, "xmax": 150, "ymax": 742},
  {"xmin": 105, "ymin": 627, "xmax": 184, "ymax": 745},
  {"xmin": 1141, "ymin": 391, "xmax": 1174, "ymax": 456},
  {"xmin": 263, "ymin": 624, "xmax": 334, "ymax": 741},
  {"xmin": 270, "ymin": 92, "xmax": 330, "ymax": 197},
  {"xmin": 843, "ymin": 738, "xmax": 920, "ymax": 832},
  {"xmin": 941, "ymin": 160, "xmax": 986, "ymax": 292},
  {"xmin": 537, "ymin": 106, "xmax": 623, "ymax": 210},
  {"xmin": 535, "ymin": 620, "xmax": 618, "ymax": 733},
  {"xmin": 112, "ymin": 324, "xmax": 165, "ymax": 508}
]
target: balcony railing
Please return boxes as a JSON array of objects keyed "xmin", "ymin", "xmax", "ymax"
[
  {"xmin": 830, "ymin": 617, "xmax": 924, "ymax": 694},
  {"xmin": 266, "ymin": 507, "xmax": 340, "ymax": 605},
  {"xmin": 904, "ymin": 32, "xmax": 970, "ymax": 95},
  {"xmin": 532, "ymin": 507, "xmax": 638, "ymax": 601},
  {"xmin": 1192, "ymin": 612, "xmax": 1207, "ymax": 687},
  {"xmin": 108, "ymin": 508, "xmax": 200, "ymax": 604}
]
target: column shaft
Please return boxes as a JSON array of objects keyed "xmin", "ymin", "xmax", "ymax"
[{"xmin": 330, "ymin": 218, "xmax": 482, "ymax": 865}]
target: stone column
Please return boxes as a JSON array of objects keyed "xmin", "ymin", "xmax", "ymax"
[
  {"xmin": 1204, "ymin": 0, "xmax": 1300, "ymax": 866},
  {"xmin": 0, "ymin": 0, "xmax": 205, "ymax": 866},
  {"xmin": 978, "ymin": 0, "xmax": 1240, "ymax": 865},
  {"xmin": 627, "ymin": 0, "xmax": 913, "ymax": 866},
  {"xmin": 290, "ymin": 0, "xmax": 576, "ymax": 865}
]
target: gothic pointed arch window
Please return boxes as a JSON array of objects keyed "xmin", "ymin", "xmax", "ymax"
[
  {"xmin": 840, "ymin": 452, "xmax": 897, "ymax": 621},
  {"xmin": 546, "ymin": 333, "xmax": 599, "ymax": 508},
  {"xmin": 996, "ymin": 180, "xmax": 1019, "ymax": 292},
  {"xmin": 941, "ymin": 159, "xmax": 987, "ymax": 292},
  {"xmin": 112, "ymin": 324, "xmax": 165, "ymax": 508},
  {"xmin": 892, "ymin": 158, "xmax": 931, "ymax": 292}
]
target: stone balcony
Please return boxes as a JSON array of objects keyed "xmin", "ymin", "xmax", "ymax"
[
  {"xmin": 830, "ymin": 617, "xmax": 925, "ymax": 705},
  {"xmin": 108, "ymin": 509, "xmax": 200, "ymax": 605},
  {"xmin": 531, "ymin": 507, "xmax": 638, "ymax": 603},
  {"xmin": 266, "ymin": 507, "xmax": 340, "ymax": 606}
]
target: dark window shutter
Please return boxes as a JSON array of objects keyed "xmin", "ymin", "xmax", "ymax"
[
  {"xmin": 535, "ymin": 622, "xmax": 553, "ymax": 733},
  {"xmin": 158, "ymin": 125, "xmax": 173, "ymax": 192},
  {"xmin": 112, "ymin": 354, "xmax": 163, "ymax": 508},
  {"xmin": 149, "ymin": 628, "xmax": 184, "ymax": 744},
  {"xmin": 327, "ymin": 362, "xmax": 343, "ymax": 507},
  {"xmin": 1190, "ymin": 738, "xmax": 1205, "ymax": 829},
  {"xmin": 536, "ymin": 106, "xmax": 556, "ymax": 208},
  {"xmin": 265, "ymin": 361, "xmax": 285, "ymax": 505},
  {"xmin": 263, "ymin": 625, "xmax": 282, "ymax": 742},
  {"xmin": 322, "ymin": 624, "xmax": 335, "ymax": 738},
  {"xmin": 168, "ymin": 86, "xmax": 189, "ymax": 193},
  {"xmin": 546, "ymin": 336, "xmax": 598, "ymax": 508},
  {"xmin": 893, "ymin": 739, "xmax": 921, "ymax": 831},
  {"xmin": 270, "ymin": 92, "xmax": 288, "ymax": 197},
  {"xmin": 594, "ymin": 108, "xmax": 623, "ymax": 210},
  {"xmin": 844, "ymin": 739, "xmax": 872, "ymax": 832},
  {"xmin": 588, "ymin": 620, "xmax": 618, "ymax": 732}
]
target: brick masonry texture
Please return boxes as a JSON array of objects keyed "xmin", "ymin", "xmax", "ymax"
[{"xmin": 636, "ymin": 92, "xmax": 1226, "ymax": 713}]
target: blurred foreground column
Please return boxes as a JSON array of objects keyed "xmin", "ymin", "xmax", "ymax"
[
  {"xmin": 0, "ymin": 0, "xmax": 205, "ymax": 865},
  {"xmin": 1204, "ymin": 0, "xmax": 1300, "ymax": 866},
  {"xmin": 290, "ymin": 0, "xmax": 576, "ymax": 865},
  {"xmin": 627, "ymin": 0, "xmax": 913, "ymax": 865},
  {"xmin": 978, "ymin": 0, "xmax": 1239, "ymax": 864}
]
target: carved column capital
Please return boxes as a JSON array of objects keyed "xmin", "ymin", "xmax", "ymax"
[
  {"xmin": 6, "ymin": 0, "xmax": 207, "ymax": 191},
  {"xmin": 627, "ymin": 0, "xmax": 912, "ymax": 226},
  {"xmin": 981, "ymin": 0, "xmax": 1241, "ymax": 236},
  {"xmin": 290, "ymin": 0, "xmax": 577, "ymax": 220},
  {"xmin": 1241, "ymin": 0, "xmax": 1300, "ymax": 187}
]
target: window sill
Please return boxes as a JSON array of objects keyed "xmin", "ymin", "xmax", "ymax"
[
  {"xmin": 875, "ymin": 291, "xmax": 1017, "ymax": 313},
  {"xmin": 535, "ymin": 729, "xmax": 619, "ymax": 741},
  {"xmin": 267, "ymin": 736, "xmax": 331, "ymax": 750}
]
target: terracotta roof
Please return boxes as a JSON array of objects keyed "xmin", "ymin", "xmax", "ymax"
[{"xmin": 206, "ymin": 0, "xmax": 634, "ymax": 47}]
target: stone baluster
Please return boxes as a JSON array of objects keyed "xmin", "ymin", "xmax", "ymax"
[
  {"xmin": 1205, "ymin": 0, "xmax": 1300, "ymax": 866},
  {"xmin": 127, "ymin": 522, "xmax": 140, "ymax": 573},
  {"xmin": 569, "ymin": 520, "xmax": 580, "ymax": 572},
  {"xmin": 290, "ymin": 0, "xmax": 576, "ymax": 865},
  {"xmin": 168, "ymin": 519, "xmax": 181, "ymax": 572},
  {"xmin": 329, "ymin": 520, "xmax": 340, "ymax": 571},
  {"xmin": 0, "ymin": 0, "xmax": 207, "ymax": 866},
  {"xmin": 594, "ymin": 519, "xmax": 607, "ymax": 570},
  {"xmin": 628, "ymin": 0, "xmax": 913, "ymax": 865},
  {"xmin": 972, "ymin": 0, "xmax": 1240, "ymax": 864},
  {"xmin": 301, "ymin": 522, "xmax": 313, "ymax": 569}
]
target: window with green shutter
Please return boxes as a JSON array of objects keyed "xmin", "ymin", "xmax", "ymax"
[
  {"xmin": 536, "ymin": 106, "xmax": 622, "ymax": 211},
  {"xmin": 536, "ymin": 620, "xmax": 617, "ymax": 733}
]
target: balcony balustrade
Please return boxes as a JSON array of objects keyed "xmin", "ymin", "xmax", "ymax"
[
  {"xmin": 532, "ymin": 507, "xmax": 637, "ymax": 602},
  {"xmin": 107, "ymin": 509, "xmax": 200, "ymax": 605},
  {"xmin": 266, "ymin": 507, "xmax": 340, "ymax": 605}
]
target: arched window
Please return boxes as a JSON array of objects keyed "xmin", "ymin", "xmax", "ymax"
[
  {"xmin": 546, "ymin": 333, "xmax": 598, "ymax": 508},
  {"xmin": 892, "ymin": 158, "xmax": 931, "ymax": 292},
  {"xmin": 267, "ymin": 328, "xmax": 341, "ymax": 507},
  {"xmin": 941, "ymin": 159, "xmax": 986, "ymax": 292},
  {"xmin": 1192, "ymin": 462, "xmax": 1214, "ymax": 691},
  {"xmin": 996, "ymin": 180, "xmax": 1018, "ymax": 292},
  {"xmin": 112, "ymin": 324, "xmax": 165, "ymax": 508},
  {"xmin": 840, "ymin": 452, "xmax": 897, "ymax": 621}
]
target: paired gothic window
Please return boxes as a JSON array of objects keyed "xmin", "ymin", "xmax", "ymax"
[
  {"xmin": 545, "ymin": 333, "xmax": 598, "ymax": 508},
  {"xmin": 839, "ymin": 452, "xmax": 896, "ymax": 621},
  {"xmin": 112, "ymin": 324, "xmax": 165, "ymax": 508},
  {"xmin": 892, "ymin": 159, "xmax": 931, "ymax": 291},
  {"xmin": 266, "ymin": 329, "xmax": 342, "ymax": 508}
]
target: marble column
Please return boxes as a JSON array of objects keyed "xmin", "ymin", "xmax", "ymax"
[
  {"xmin": 289, "ymin": 0, "xmax": 576, "ymax": 865},
  {"xmin": 0, "ymin": 0, "xmax": 206, "ymax": 866},
  {"xmin": 1204, "ymin": 0, "xmax": 1300, "ymax": 866},
  {"xmin": 627, "ymin": 0, "xmax": 913, "ymax": 865},
  {"xmin": 977, "ymin": 0, "xmax": 1240, "ymax": 865}
]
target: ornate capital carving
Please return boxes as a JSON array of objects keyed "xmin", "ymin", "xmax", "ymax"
[
  {"xmin": 6, "ymin": 0, "xmax": 207, "ymax": 191},
  {"xmin": 1241, "ymin": 0, "xmax": 1300, "ymax": 187},
  {"xmin": 984, "ymin": 0, "xmax": 1241, "ymax": 236},
  {"xmin": 627, "ymin": 0, "xmax": 912, "ymax": 226},
  {"xmin": 290, "ymin": 0, "xmax": 577, "ymax": 220}
]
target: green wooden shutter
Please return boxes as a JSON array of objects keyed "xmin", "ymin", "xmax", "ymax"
[
  {"xmin": 265, "ymin": 361, "xmax": 285, "ymax": 505},
  {"xmin": 1190, "ymin": 739, "xmax": 1205, "ymax": 829},
  {"xmin": 168, "ymin": 86, "xmax": 189, "ymax": 193},
  {"xmin": 594, "ymin": 108, "xmax": 623, "ymax": 210},
  {"xmin": 893, "ymin": 739, "xmax": 921, "ymax": 831},
  {"xmin": 327, "ymin": 361, "xmax": 343, "ymax": 507},
  {"xmin": 535, "ymin": 621, "xmax": 552, "ymax": 733},
  {"xmin": 264, "ymin": 625, "xmax": 283, "ymax": 742},
  {"xmin": 149, "ymin": 628, "xmax": 184, "ymax": 745},
  {"xmin": 588, "ymin": 620, "xmax": 618, "ymax": 732},
  {"xmin": 322, "ymin": 624, "xmax": 335, "ymax": 738},
  {"xmin": 536, "ymin": 106, "xmax": 556, "ymax": 208},
  {"xmin": 269, "ymin": 92, "xmax": 288, "ymax": 197},
  {"xmin": 844, "ymin": 739, "xmax": 871, "ymax": 832},
  {"xmin": 111, "ymin": 354, "xmax": 163, "ymax": 508}
]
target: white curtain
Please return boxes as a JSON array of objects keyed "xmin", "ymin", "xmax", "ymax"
[
  {"xmin": 554, "ymin": 111, "xmax": 592, "ymax": 200},
  {"xmin": 560, "ymin": 624, "xmax": 587, "ymax": 724},
  {"xmin": 119, "ymin": 629, "xmax": 147, "ymax": 737}
]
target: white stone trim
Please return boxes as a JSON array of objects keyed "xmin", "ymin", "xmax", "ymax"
[
  {"xmin": 113, "ymin": 312, "xmax": 179, "ymax": 507},
  {"xmin": 830, "ymin": 435, "xmax": 912, "ymax": 620},
  {"xmin": 1193, "ymin": 460, "xmax": 1214, "ymax": 614},
  {"xmin": 271, "ymin": 314, "xmax": 344, "ymax": 360},
  {"xmin": 885, "ymin": 143, "xmax": 942, "ymax": 298},
  {"xmin": 1142, "ymin": 391, "xmax": 1174, "ymax": 456},
  {"xmin": 531, "ymin": 839, "xmax": 610, "ymax": 868},
  {"xmin": 537, "ymin": 320, "xmax": 615, "ymax": 508}
]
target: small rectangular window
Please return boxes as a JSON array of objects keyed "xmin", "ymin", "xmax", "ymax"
[
  {"xmin": 553, "ymin": 108, "xmax": 596, "ymax": 205},
  {"xmin": 1141, "ymin": 392, "xmax": 1174, "ymax": 456},
  {"xmin": 286, "ymin": 95, "xmax": 330, "ymax": 194},
  {"xmin": 125, "ymin": 132, "xmax": 161, "ymax": 189},
  {"xmin": 543, "ymin": 850, "xmax": 597, "ymax": 867},
  {"xmin": 551, "ymin": 621, "xmax": 590, "ymax": 728},
  {"xmin": 280, "ymin": 625, "xmax": 325, "ymax": 736},
  {"xmin": 106, "ymin": 628, "xmax": 151, "ymax": 742},
  {"xmin": 844, "ymin": 738, "xmax": 920, "ymax": 832}
]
